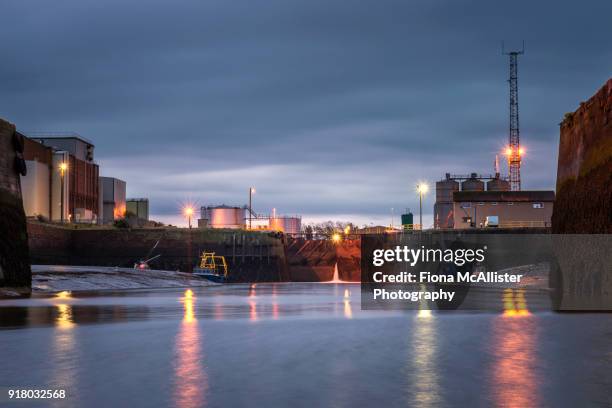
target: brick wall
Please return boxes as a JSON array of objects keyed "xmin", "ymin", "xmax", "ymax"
[{"xmin": 553, "ymin": 78, "xmax": 612, "ymax": 233}]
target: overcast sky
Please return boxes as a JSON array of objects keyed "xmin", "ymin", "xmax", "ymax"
[{"xmin": 2, "ymin": 0, "xmax": 611, "ymax": 226}]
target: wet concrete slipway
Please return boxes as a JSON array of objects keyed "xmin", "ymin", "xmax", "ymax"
[{"xmin": 1, "ymin": 278, "xmax": 612, "ymax": 407}]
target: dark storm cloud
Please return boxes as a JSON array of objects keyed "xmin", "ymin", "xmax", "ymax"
[{"xmin": 2, "ymin": 0, "xmax": 611, "ymax": 224}]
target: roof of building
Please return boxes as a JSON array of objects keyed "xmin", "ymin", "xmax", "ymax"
[
  {"xmin": 25, "ymin": 132, "xmax": 94, "ymax": 147},
  {"xmin": 453, "ymin": 190, "xmax": 555, "ymax": 202}
]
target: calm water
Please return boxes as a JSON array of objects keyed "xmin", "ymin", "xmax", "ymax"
[{"xmin": 1, "ymin": 283, "xmax": 612, "ymax": 407}]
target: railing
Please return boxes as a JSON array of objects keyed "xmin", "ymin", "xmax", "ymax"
[{"xmin": 498, "ymin": 221, "xmax": 551, "ymax": 228}]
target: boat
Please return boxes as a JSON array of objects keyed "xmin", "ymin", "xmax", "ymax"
[{"xmin": 193, "ymin": 251, "xmax": 229, "ymax": 283}]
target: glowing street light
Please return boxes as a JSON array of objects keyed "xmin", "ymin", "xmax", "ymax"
[
  {"xmin": 58, "ymin": 162, "xmax": 68, "ymax": 223},
  {"xmin": 416, "ymin": 182, "xmax": 429, "ymax": 230},
  {"xmin": 331, "ymin": 233, "xmax": 342, "ymax": 243},
  {"xmin": 183, "ymin": 206, "xmax": 194, "ymax": 229},
  {"xmin": 249, "ymin": 187, "xmax": 256, "ymax": 230}
]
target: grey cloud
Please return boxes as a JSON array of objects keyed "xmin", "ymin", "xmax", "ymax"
[{"xmin": 1, "ymin": 0, "xmax": 611, "ymax": 223}]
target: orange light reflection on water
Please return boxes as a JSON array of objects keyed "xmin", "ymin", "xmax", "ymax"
[
  {"xmin": 491, "ymin": 288, "xmax": 539, "ymax": 407},
  {"xmin": 502, "ymin": 289, "xmax": 531, "ymax": 318},
  {"xmin": 174, "ymin": 289, "xmax": 207, "ymax": 408},
  {"xmin": 249, "ymin": 284, "xmax": 258, "ymax": 321},
  {"xmin": 272, "ymin": 284, "xmax": 279, "ymax": 320}
]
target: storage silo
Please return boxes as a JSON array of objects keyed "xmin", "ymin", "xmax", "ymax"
[
  {"xmin": 199, "ymin": 205, "xmax": 246, "ymax": 229},
  {"xmin": 436, "ymin": 174, "xmax": 460, "ymax": 202},
  {"xmin": 487, "ymin": 175, "xmax": 511, "ymax": 191},
  {"xmin": 434, "ymin": 174, "xmax": 460, "ymax": 229},
  {"xmin": 461, "ymin": 173, "xmax": 485, "ymax": 191},
  {"xmin": 269, "ymin": 216, "xmax": 302, "ymax": 235}
]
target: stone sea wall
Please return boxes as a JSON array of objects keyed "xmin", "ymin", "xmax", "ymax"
[
  {"xmin": 550, "ymin": 78, "xmax": 612, "ymax": 310},
  {"xmin": 552, "ymin": 78, "xmax": 612, "ymax": 233},
  {"xmin": 0, "ymin": 118, "xmax": 31, "ymax": 291}
]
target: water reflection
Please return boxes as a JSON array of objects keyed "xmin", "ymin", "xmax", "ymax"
[
  {"xmin": 174, "ymin": 289, "xmax": 207, "ymax": 408},
  {"xmin": 409, "ymin": 309, "xmax": 442, "ymax": 407},
  {"xmin": 51, "ymin": 291, "xmax": 78, "ymax": 406},
  {"xmin": 343, "ymin": 288, "xmax": 353, "ymax": 319},
  {"xmin": 272, "ymin": 284, "xmax": 279, "ymax": 320},
  {"xmin": 502, "ymin": 288, "xmax": 530, "ymax": 317},
  {"xmin": 491, "ymin": 312, "xmax": 540, "ymax": 408},
  {"xmin": 249, "ymin": 284, "xmax": 258, "ymax": 322}
]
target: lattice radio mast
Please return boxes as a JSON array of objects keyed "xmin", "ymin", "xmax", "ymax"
[{"xmin": 503, "ymin": 41, "xmax": 524, "ymax": 191}]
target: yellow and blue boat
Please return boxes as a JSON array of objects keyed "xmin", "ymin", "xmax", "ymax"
[{"xmin": 193, "ymin": 251, "xmax": 229, "ymax": 283}]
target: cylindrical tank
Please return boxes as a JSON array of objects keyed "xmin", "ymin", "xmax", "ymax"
[
  {"xmin": 200, "ymin": 205, "xmax": 246, "ymax": 229},
  {"xmin": 487, "ymin": 177, "xmax": 511, "ymax": 191},
  {"xmin": 461, "ymin": 173, "xmax": 485, "ymax": 191},
  {"xmin": 269, "ymin": 216, "xmax": 302, "ymax": 234},
  {"xmin": 436, "ymin": 174, "xmax": 460, "ymax": 203}
]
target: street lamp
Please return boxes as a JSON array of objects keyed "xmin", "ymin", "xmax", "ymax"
[
  {"xmin": 59, "ymin": 162, "xmax": 68, "ymax": 223},
  {"xmin": 184, "ymin": 206, "xmax": 194, "ymax": 229},
  {"xmin": 249, "ymin": 187, "xmax": 256, "ymax": 229},
  {"xmin": 416, "ymin": 182, "xmax": 429, "ymax": 230}
]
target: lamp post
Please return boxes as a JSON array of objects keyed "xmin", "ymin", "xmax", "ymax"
[
  {"xmin": 184, "ymin": 206, "xmax": 194, "ymax": 229},
  {"xmin": 59, "ymin": 162, "xmax": 67, "ymax": 223},
  {"xmin": 249, "ymin": 187, "xmax": 256, "ymax": 229},
  {"xmin": 416, "ymin": 182, "xmax": 429, "ymax": 230}
]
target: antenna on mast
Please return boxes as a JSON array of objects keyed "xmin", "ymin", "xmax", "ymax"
[
  {"xmin": 494, "ymin": 154, "xmax": 500, "ymax": 175},
  {"xmin": 502, "ymin": 40, "xmax": 525, "ymax": 191}
]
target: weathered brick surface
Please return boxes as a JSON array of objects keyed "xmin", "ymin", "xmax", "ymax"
[
  {"xmin": 553, "ymin": 79, "xmax": 612, "ymax": 233},
  {"xmin": 0, "ymin": 118, "xmax": 31, "ymax": 289}
]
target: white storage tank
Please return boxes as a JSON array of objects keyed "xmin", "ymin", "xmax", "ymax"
[
  {"xmin": 269, "ymin": 216, "xmax": 302, "ymax": 235},
  {"xmin": 199, "ymin": 205, "xmax": 246, "ymax": 229}
]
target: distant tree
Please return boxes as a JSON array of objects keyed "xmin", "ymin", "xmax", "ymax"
[
  {"xmin": 304, "ymin": 221, "xmax": 357, "ymax": 238},
  {"xmin": 304, "ymin": 225, "xmax": 313, "ymax": 240}
]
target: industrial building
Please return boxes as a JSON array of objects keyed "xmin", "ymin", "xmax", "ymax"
[
  {"xmin": 100, "ymin": 177, "xmax": 126, "ymax": 224},
  {"xmin": 434, "ymin": 173, "xmax": 510, "ymax": 229},
  {"xmin": 20, "ymin": 133, "xmax": 131, "ymax": 225},
  {"xmin": 434, "ymin": 172, "xmax": 553, "ymax": 229},
  {"xmin": 21, "ymin": 134, "xmax": 99, "ymax": 223},
  {"xmin": 198, "ymin": 205, "xmax": 302, "ymax": 234},
  {"xmin": 127, "ymin": 198, "xmax": 149, "ymax": 220},
  {"xmin": 452, "ymin": 190, "xmax": 554, "ymax": 229}
]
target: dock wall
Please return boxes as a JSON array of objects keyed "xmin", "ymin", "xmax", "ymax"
[
  {"xmin": 549, "ymin": 79, "xmax": 612, "ymax": 310},
  {"xmin": 28, "ymin": 222, "xmax": 288, "ymax": 282},
  {"xmin": 0, "ymin": 119, "xmax": 31, "ymax": 292},
  {"xmin": 553, "ymin": 78, "xmax": 612, "ymax": 233}
]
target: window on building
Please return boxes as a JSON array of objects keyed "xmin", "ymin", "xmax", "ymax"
[
  {"xmin": 508, "ymin": 202, "xmax": 514, "ymax": 206},
  {"xmin": 491, "ymin": 202, "xmax": 498, "ymax": 206},
  {"xmin": 533, "ymin": 202, "xmax": 544, "ymax": 209},
  {"xmin": 460, "ymin": 203, "xmax": 471, "ymax": 209},
  {"xmin": 478, "ymin": 202, "xmax": 485, "ymax": 206}
]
